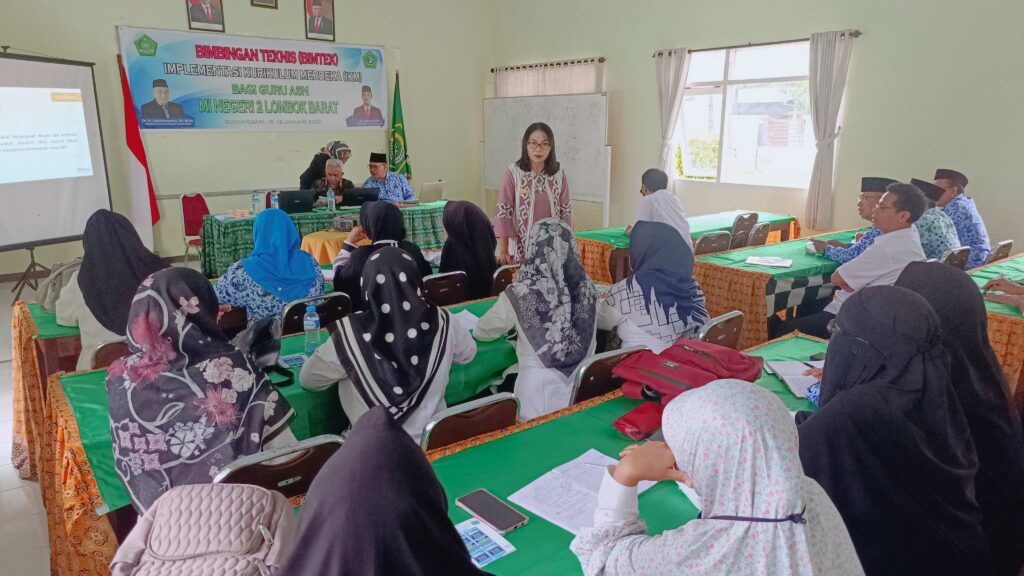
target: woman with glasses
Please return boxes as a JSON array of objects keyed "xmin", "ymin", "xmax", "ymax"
[
  {"xmin": 494, "ymin": 122, "xmax": 573, "ymax": 264},
  {"xmin": 796, "ymin": 285, "xmax": 991, "ymax": 576}
]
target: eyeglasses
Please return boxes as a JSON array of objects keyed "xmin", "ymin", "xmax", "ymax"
[
  {"xmin": 827, "ymin": 319, "xmax": 888, "ymax": 359},
  {"xmin": 873, "ymin": 203, "xmax": 896, "ymax": 211},
  {"xmin": 527, "ymin": 141, "xmax": 551, "ymax": 150}
]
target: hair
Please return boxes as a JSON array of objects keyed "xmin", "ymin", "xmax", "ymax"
[
  {"xmin": 885, "ymin": 183, "xmax": 927, "ymax": 223},
  {"xmin": 361, "ymin": 85, "xmax": 372, "ymax": 93},
  {"xmin": 641, "ymin": 168, "xmax": 669, "ymax": 193},
  {"xmin": 325, "ymin": 158, "xmax": 344, "ymax": 171},
  {"xmin": 516, "ymin": 122, "xmax": 560, "ymax": 176}
]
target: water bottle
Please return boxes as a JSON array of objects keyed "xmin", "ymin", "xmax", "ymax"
[
  {"xmin": 326, "ymin": 188, "xmax": 336, "ymax": 211},
  {"xmin": 303, "ymin": 305, "xmax": 320, "ymax": 356},
  {"xmin": 270, "ymin": 190, "xmax": 280, "ymax": 209},
  {"xmin": 250, "ymin": 191, "xmax": 260, "ymax": 216}
]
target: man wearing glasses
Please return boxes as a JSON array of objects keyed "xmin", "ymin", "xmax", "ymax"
[
  {"xmin": 363, "ymin": 152, "xmax": 415, "ymax": 203},
  {"xmin": 774, "ymin": 182, "xmax": 927, "ymax": 338}
]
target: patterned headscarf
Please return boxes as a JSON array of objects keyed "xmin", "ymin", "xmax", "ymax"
[
  {"xmin": 105, "ymin": 267, "xmax": 293, "ymax": 512},
  {"xmin": 506, "ymin": 218, "xmax": 596, "ymax": 376}
]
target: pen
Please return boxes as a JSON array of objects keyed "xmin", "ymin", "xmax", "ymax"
[{"xmin": 800, "ymin": 361, "xmax": 817, "ymax": 370}]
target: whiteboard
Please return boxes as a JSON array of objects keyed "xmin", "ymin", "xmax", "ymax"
[{"xmin": 483, "ymin": 94, "xmax": 610, "ymax": 205}]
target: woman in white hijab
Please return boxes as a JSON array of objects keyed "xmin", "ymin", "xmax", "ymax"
[{"xmin": 571, "ymin": 380, "xmax": 864, "ymax": 575}]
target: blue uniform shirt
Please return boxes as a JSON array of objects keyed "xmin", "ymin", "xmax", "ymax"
[
  {"xmin": 943, "ymin": 195, "xmax": 990, "ymax": 268},
  {"xmin": 363, "ymin": 171, "xmax": 416, "ymax": 203}
]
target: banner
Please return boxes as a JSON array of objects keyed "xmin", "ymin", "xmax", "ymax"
[
  {"xmin": 389, "ymin": 72, "xmax": 411, "ymax": 179},
  {"xmin": 117, "ymin": 26, "xmax": 387, "ymax": 131}
]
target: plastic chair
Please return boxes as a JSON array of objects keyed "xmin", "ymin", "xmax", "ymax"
[
  {"xmin": 694, "ymin": 231, "xmax": 732, "ymax": 255},
  {"xmin": 730, "ymin": 213, "xmax": 759, "ymax": 248},
  {"xmin": 491, "ymin": 265, "xmax": 519, "ymax": 296},
  {"xmin": 280, "ymin": 293, "xmax": 352, "ymax": 336},
  {"xmin": 698, "ymin": 311, "xmax": 745, "ymax": 350},
  {"xmin": 987, "ymin": 240, "xmax": 1013, "ymax": 264},
  {"xmin": 180, "ymin": 193, "xmax": 210, "ymax": 265},
  {"xmin": 213, "ymin": 434, "xmax": 344, "ymax": 499},
  {"xmin": 423, "ymin": 271, "xmax": 469, "ymax": 307},
  {"xmin": 568, "ymin": 346, "xmax": 645, "ymax": 405},
  {"xmin": 421, "ymin": 393, "xmax": 519, "ymax": 451},
  {"xmin": 91, "ymin": 339, "xmax": 129, "ymax": 370},
  {"xmin": 940, "ymin": 247, "xmax": 972, "ymax": 270},
  {"xmin": 746, "ymin": 222, "xmax": 771, "ymax": 247}
]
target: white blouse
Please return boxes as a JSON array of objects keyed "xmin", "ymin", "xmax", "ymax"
[{"xmin": 55, "ymin": 271, "xmax": 121, "ymax": 371}]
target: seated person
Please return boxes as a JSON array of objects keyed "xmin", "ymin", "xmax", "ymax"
[
  {"xmin": 910, "ymin": 178, "xmax": 961, "ymax": 260},
  {"xmin": 628, "ymin": 168, "xmax": 692, "ymax": 249},
  {"xmin": 571, "ymin": 380, "xmax": 863, "ymax": 575},
  {"xmin": 797, "ymin": 286, "xmax": 991, "ymax": 576},
  {"xmin": 300, "ymin": 247, "xmax": 476, "ymax": 444},
  {"xmin": 311, "ymin": 158, "xmax": 354, "ymax": 205},
  {"xmin": 439, "ymin": 200, "xmax": 498, "ymax": 300},
  {"xmin": 605, "ymin": 221, "xmax": 708, "ymax": 353},
  {"xmin": 57, "ymin": 209, "xmax": 168, "ymax": 370},
  {"xmin": 333, "ymin": 201, "xmax": 433, "ymax": 311},
  {"xmin": 216, "ymin": 208, "xmax": 324, "ymax": 326},
  {"xmin": 983, "ymin": 276, "xmax": 1024, "ymax": 310},
  {"xmin": 935, "ymin": 168, "xmax": 991, "ymax": 268},
  {"xmin": 363, "ymin": 152, "xmax": 416, "ymax": 203},
  {"xmin": 809, "ymin": 176, "xmax": 896, "ymax": 261},
  {"xmin": 106, "ymin": 267, "xmax": 294, "ymax": 512},
  {"xmin": 774, "ymin": 182, "xmax": 926, "ymax": 338},
  {"xmin": 299, "ymin": 140, "xmax": 350, "ymax": 191},
  {"xmin": 278, "ymin": 407, "xmax": 487, "ymax": 575},
  {"xmin": 476, "ymin": 219, "xmax": 624, "ymax": 420}
]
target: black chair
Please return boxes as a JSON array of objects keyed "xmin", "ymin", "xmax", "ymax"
[
  {"xmin": 730, "ymin": 213, "xmax": 759, "ymax": 248},
  {"xmin": 421, "ymin": 393, "xmax": 519, "ymax": 451},
  {"xmin": 280, "ymin": 292, "xmax": 352, "ymax": 336},
  {"xmin": 491, "ymin": 265, "xmax": 519, "ymax": 296},
  {"xmin": 746, "ymin": 222, "xmax": 771, "ymax": 247},
  {"xmin": 697, "ymin": 311, "xmax": 744, "ymax": 350},
  {"xmin": 91, "ymin": 339, "xmax": 129, "ymax": 370},
  {"xmin": 940, "ymin": 247, "xmax": 971, "ymax": 270},
  {"xmin": 568, "ymin": 346, "xmax": 645, "ymax": 405},
  {"xmin": 423, "ymin": 271, "xmax": 469, "ymax": 307},
  {"xmin": 694, "ymin": 231, "xmax": 732, "ymax": 255},
  {"xmin": 214, "ymin": 434, "xmax": 344, "ymax": 499}
]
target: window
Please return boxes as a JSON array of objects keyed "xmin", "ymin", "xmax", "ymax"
[{"xmin": 676, "ymin": 41, "xmax": 813, "ymax": 188}]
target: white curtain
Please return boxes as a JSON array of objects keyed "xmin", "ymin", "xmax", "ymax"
[
  {"xmin": 654, "ymin": 48, "xmax": 690, "ymax": 177},
  {"xmin": 494, "ymin": 60, "xmax": 604, "ymax": 98},
  {"xmin": 805, "ymin": 30, "xmax": 855, "ymax": 229}
]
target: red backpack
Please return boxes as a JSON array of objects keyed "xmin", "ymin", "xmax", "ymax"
[{"xmin": 612, "ymin": 338, "xmax": 764, "ymax": 439}]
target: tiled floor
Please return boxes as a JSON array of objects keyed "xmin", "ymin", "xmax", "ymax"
[{"xmin": 1, "ymin": 282, "xmax": 51, "ymax": 575}]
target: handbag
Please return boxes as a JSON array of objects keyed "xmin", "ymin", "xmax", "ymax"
[
  {"xmin": 231, "ymin": 317, "xmax": 293, "ymax": 384},
  {"xmin": 38, "ymin": 259, "xmax": 82, "ymax": 311}
]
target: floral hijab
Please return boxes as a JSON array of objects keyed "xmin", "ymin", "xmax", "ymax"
[
  {"xmin": 105, "ymin": 267, "xmax": 293, "ymax": 512},
  {"xmin": 506, "ymin": 218, "xmax": 596, "ymax": 376}
]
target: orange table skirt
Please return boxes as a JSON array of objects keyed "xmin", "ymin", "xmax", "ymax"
[
  {"xmin": 300, "ymin": 230, "xmax": 348, "ymax": 265},
  {"xmin": 988, "ymin": 312, "xmax": 1024, "ymax": 397},
  {"xmin": 11, "ymin": 301, "xmax": 44, "ymax": 480}
]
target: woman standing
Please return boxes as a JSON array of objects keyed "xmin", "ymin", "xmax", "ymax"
[{"xmin": 495, "ymin": 122, "xmax": 573, "ymax": 264}]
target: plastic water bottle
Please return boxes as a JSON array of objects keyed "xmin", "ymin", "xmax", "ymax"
[
  {"xmin": 270, "ymin": 190, "xmax": 280, "ymax": 209},
  {"xmin": 303, "ymin": 305, "xmax": 320, "ymax": 356},
  {"xmin": 326, "ymin": 188, "xmax": 336, "ymax": 211},
  {"xmin": 250, "ymin": 191, "xmax": 260, "ymax": 216}
]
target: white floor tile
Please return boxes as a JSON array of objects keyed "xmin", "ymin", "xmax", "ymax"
[
  {"xmin": 0, "ymin": 513, "xmax": 48, "ymax": 561},
  {"xmin": 2, "ymin": 545, "xmax": 50, "ymax": 576},
  {"xmin": 0, "ymin": 464, "xmax": 35, "ymax": 493},
  {"xmin": 0, "ymin": 487, "xmax": 41, "ymax": 523}
]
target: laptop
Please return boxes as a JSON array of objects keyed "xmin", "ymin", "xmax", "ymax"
[
  {"xmin": 277, "ymin": 189, "xmax": 318, "ymax": 214},
  {"xmin": 341, "ymin": 187, "xmax": 380, "ymax": 207},
  {"xmin": 419, "ymin": 180, "xmax": 445, "ymax": 202}
]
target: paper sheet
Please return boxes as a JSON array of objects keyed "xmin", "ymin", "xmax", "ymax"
[
  {"xmin": 508, "ymin": 449, "xmax": 654, "ymax": 535},
  {"xmin": 676, "ymin": 481, "xmax": 703, "ymax": 511},
  {"xmin": 766, "ymin": 360, "xmax": 825, "ymax": 398},
  {"xmin": 321, "ymin": 267, "xmax": 336, "ymax": 282},
  {"xmin": 456, "ymin": 518, "xmax": 517, "ymax": 568},
  {"xmin": 423, "ymin": 249, "xmax": 443, "ymax": 266},
  {"xmin": 745, "ymin": 256, "xmax": 793, "ymax": 268},
  {"xmin": 452, "ymin": 309, "xmax": 480, "ymax": 333}
]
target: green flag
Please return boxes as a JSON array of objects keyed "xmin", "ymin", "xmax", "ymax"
[{"xmin": 389, "ymin": 72, "xmax": 411, "ymax": 180}]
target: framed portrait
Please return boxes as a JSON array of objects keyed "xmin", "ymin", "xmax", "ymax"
[
  {"xmin": 186, "ymin": 0, "xmax": 225, "ymax": 32},
  {"xmin": 251, "ymin": 0, "xmax": 277, "ymax": 8},
  {"xmin": 305, "ymin": 0, "xmax": 335, "ymax": 42}
]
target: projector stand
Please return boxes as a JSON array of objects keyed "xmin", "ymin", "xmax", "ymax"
[{"xmin": 11, "ymin": 247, "xmax": 50, "ymax": 303}]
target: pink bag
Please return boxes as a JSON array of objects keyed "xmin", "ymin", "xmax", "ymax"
[{"xmin": 110, "ymin": 483, "xmax": 297, "ymax": 575}]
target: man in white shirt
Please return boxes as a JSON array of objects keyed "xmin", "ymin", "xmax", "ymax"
[
  {"xmin": 772, "ymin": 182, "xmax": 927, "ymax": 338},
  {"xmin": 629, "ymin": 168, "xmax": 692, "ymax": 249}
]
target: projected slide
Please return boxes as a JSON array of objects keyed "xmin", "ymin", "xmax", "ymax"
[{"xmin": 0, "ymin": 87, "xmax": 93, "ymax": 185}]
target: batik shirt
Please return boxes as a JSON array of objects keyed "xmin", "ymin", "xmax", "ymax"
[
  {"xmin": 914, "ymin": 208, "xmax": 961, "ymax": 260},
  {"xmin": 823, "ymin": 226, "xmax": 882, "ymax": 264},
  {"xmin": 363, "ymin": 171, "xmax": 416, "ymax": 203},
  {"xmin": 943, "ymin": 195, "xmax": 991, "ymax": 268}
]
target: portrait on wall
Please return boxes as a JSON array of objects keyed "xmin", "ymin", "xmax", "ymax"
[
  {"xmin": 186, "ymin": 0, "xmax": 225, "ymax": 32},
  {"xmin": 305, "ymin": 0, "xmax": 335, "ymax": 42},
  {"xmin": 251, "ymin": 0, "xmax": 278, "ymax": 8}
]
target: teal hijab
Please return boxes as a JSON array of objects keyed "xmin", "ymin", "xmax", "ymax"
[{"xmin": 241, "ymin": 209, "xmax": 317, "ymax": 301}]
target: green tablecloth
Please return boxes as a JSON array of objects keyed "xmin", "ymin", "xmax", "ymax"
[
  {"xmin": 970, "ymin": 254, "xmax": 1024, "ymax": 318},
  {"xmin": 446, "ymin": 298, "xmax": 518, "ymax": 404},
  {"xmin": 27, "ymin": 303, "xmax": 81, "ymax": 340},
  {"xmin": 432, "ymin": 335, "xmax": 823, "ymax": 575},
  {"xmin": 574, "ymin": 210, "xmax": 797, "ymax": 250},
  {"xmin": 697, "ymin": 229, "xmax": 860, "ymax": 280},
  {"xmin": 201, "ymin": 200, "xmax": 449, "ymax": 277}
]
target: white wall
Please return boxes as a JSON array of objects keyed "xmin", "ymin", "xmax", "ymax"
[{"xmin": 0, "ymin": 0, "xmax": 494, "ymax": 274}]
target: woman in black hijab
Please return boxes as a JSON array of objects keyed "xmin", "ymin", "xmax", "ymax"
[
  {"xmin": 279, "ymin": 407, "xmax": 488, "ymax": 576},
  {"xmin": 440, "ymin": 200, "xmax": 498, "ymax": 299},
  {"xmin": 896, "ymin": 261, "xmax": 1024, "ymax": 575},
  {"xmin": 797, "ymin": 286, "xmax": 991, "ymax": 576},
  {"xmin": 332, "ymin": 201, "xmax": 432, "ymax": 310}
]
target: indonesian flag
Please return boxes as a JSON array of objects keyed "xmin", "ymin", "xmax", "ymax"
[{"xmin": 117, "ymin": 55, "xmax": 159, "ymax": 249}]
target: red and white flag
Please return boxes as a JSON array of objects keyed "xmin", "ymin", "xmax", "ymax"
[{"xmin": 117, "ymin": 55, "xmax": 160, "ymax": 248}]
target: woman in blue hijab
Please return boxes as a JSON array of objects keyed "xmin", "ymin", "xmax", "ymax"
[{"xmin": 216, "ymin": 208, "xmax": 324, "ymax": 325}]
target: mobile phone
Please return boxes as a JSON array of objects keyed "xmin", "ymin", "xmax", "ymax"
[
  {"xmin": 809, "ymin": 352, "xmax": 827, "ymax": 362},
  {"xmin": 455, "ymin": 489, "xmax": 528, "ymax": 534}
]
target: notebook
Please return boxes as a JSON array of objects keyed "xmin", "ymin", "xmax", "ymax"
[{"xmin": 766, "ymin": 360, "xmax": 825, "ymax": 398}]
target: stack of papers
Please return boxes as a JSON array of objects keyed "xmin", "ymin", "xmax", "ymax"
[
  {"xmin": 746, "ymin": 256, "xmax": 793, "ymax": 268},
  {"xmin": 508, "ymin": 449, "xmax": 655, "ymax": 535},
  {"xmin": 766, "ymin": 360, "xmax": 825, "ymax": 398}
]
